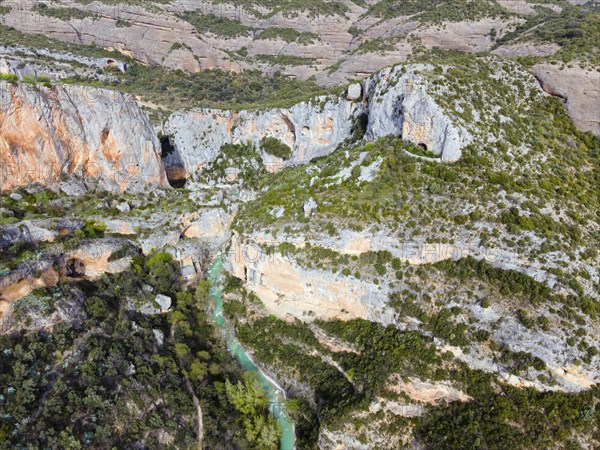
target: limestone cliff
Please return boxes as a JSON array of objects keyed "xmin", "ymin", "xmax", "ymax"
[
  {"xmin": 363, "ymin": 65, "xmax": 471, "ymax": 162},
  {"xmin": 163, "ymin": 98, "xmax": 359, "ymax": 177},
  {"xmin": 163, "ymin": 64, "xmax": 470, "ymax": 179},
  {"xmin": 0, "ymin": 81, "xmax": 169, "ymax": 193},
  {"xmin": 226, "ymin": 235, "xmax": 394, "ymax": 323}
]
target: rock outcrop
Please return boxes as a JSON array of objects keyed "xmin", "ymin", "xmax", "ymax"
[
  {"xmin": 532, "ymin": 63, "xmax": 600, "ymax": 136},
  {"xmin": 163, "ymin": 97, "xmax": 359, "ymax": 177},
  {"xmin": 364, "ymin": 65, "xmax": 471, "ymax": 161},
  {"xmin": 164, "ymin": 64, "xmax": 470, "ymax": 179},
  {"xmin": 226, "ymin": 235, "xmax": 393, "ymax": 323},
  {"xmin": 0, "ymin": 82, "xmax": 169, "ymax": 193},
  {"xmin": 0, "ymin": 239, "xmax": 133, "ymax": 313}
]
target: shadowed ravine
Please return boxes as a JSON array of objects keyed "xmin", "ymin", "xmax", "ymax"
[{"xmin": 208, "ymin": 257, "xmax": 296, "ymax": 450}]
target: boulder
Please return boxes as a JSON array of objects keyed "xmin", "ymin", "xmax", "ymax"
[
  {"xmin": 116, "ymin": 202, "xmax": 131, "ymax": 214},
  {"xmin": 155, "ymin": 294, "xmax": 172, "ymax": 312},
  {"xmin": 346, "ymin": 83, "xmax": 362, "ymax": 101},
  {"xmin": 304, "ymin": 198, "xmax": 318, "ymax": 217}
]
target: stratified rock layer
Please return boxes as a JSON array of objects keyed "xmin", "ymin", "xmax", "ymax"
[
  {"xmin": 0, "ymin": 82, "xmax": 169, "ymax": 192},
  {"xmin": 164, "ymin": 64, "xmax": 471, "ymax": 179}
]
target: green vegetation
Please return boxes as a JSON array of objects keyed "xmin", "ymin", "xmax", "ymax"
[
  {"xmin": 223, "ymin": 283, "xmax": 600, "ymax": 448},
  {"xmin": 115, "ymin": 19, "xmax": 132, "ymax": 28},
  {"xmin": 260, "ymin": 137, "xmax": 293, "ymax": 160},
  {"xmin": 179, "ymin": 12, "xmax": 254, "ymax": 38},
  {"xmin": 255, "ymin": 54, "xmax": 317, "ymax": 66},
  {"xmin": 356, "ymin": 37, "xmax": 396, "ymax": 54},
  {"xmin": 0, "ymin": 255, "xmax": 193, "ymax": 448},
  {"xmin": 256, "ymin": 27, "xmax": 320, "ymax": 44},
  {"xmin": 225, "ymin": 372, "xmax": 280, "ymax": 449},
  {"xmin": 0, "ymin": 72, "xmax": 18, "ymax": 83},
  {"xmin": 0, "ymin": 250, "xmax": 279, "ymax": 448},
  {"xmin": 73, "ymin": 0, "xmax": 170, "ymax": 7},
  {"xmin": 32, "ymin": 4, "xmax": 98, "ymax": 21},
  {"xmin": 496, "ymin": 4, "xmax": 600, "ymax": 65},
  {"xmin": 434, "ymin": 257, "xmax": 599, "ymax": 319},
  {"xmin": 80, "ymin": 219, "xmax": 107, "ymax": 238},
  {"xmin": 363, "ymin": 0, "xmax": 509, "ymax": 23},
  {"xmin": 417, "ymin": 384, "xmax": 600, "ymax": 449},
  {"xmin": 201, "ymin": 142, "xmax": 266, "ymax": 188},
  {"xmin": 234, "ymin": 55, "xmax": 599, "ymax": 278},
  {"xmin": 210, "ymin": 0, "xmax": 349, "ymax": 19},
  {"xmin": 0, "ymin": 73, "xmax": 52, "ymax": 87}
]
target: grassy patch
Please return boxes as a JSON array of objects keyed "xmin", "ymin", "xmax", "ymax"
[
  {"xmin": 256, "ymin": 27, "xmax": 320, "ymax": 44},
  {"xmin": 255, "ymin": 54, "xmax": 317, "ymax": 66},
  {"xmin": 178, "ymin": 12, "xmax": 254, "ymax": 38}
]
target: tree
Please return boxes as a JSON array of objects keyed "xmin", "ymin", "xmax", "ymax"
[{"xmin": 224, "ymin": 372, "xmax": 280, "ymax": 449}]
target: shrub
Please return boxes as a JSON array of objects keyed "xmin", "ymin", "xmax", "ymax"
[
  {"xmin": 81, "ymin": 219, "xmax": 107, "ymax": 238},
  {"xmin": 260, "ymin": 137, "xmax": 293, "ymax": 160}
]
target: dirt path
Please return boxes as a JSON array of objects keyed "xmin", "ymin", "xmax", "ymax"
[{"xmin": 184, "ymin": 377, "xmax": 204, "ymax": 449}]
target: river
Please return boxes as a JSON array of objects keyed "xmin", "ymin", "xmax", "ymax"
[{"xmin": 208, "ymin": 257, "xmax": 296, "ymax": 450}]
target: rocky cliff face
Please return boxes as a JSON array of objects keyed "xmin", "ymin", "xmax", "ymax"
[
  {"xmin": 532, "ymin": 63, "xmax": 600, "ymax": 136},
  {"xmin": 0, "ymin": 238, "xmax": 132, "ymax": 314},
  {"xmin": 227, "ymin": 235, "xmax": 394, "ymax": 323},
  {"xmin": 364, "ymin": 65, "xmax": 471, "ymax": 162},
  {"xmin": 0, "ymin": 82, "xmax": 169, "ymax": 193},
  {"xmin": 163, "ymin": 97, "xmax": 359, "ymax": 177},
  {"xmin": 164, "ymin": 64, "xmax": 469, "ymax": 179}
]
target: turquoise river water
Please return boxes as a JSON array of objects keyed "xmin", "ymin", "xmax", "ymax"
[{"xmin": 208, "ymin": 257, "xmax": 296, "ymax": 450}]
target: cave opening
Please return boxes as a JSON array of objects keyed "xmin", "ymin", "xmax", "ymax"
[
  {"xmin": 418, "ymin": 143, "xmax": 428, "ymax": 151},
  {"xmin": 159, "ymin": 133, "xmax": 187, "ymax": 188},
  {"xmin": 66, "ymin": 258, "xmax": 85, "ymax": 278}
]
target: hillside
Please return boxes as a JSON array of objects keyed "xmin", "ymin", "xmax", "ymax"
[
  {"xmin": 0, "ymin": 1, "xmax": 599, "ymax": 449},
  {"xmin": 0, "ymin": 0, "xmax": 598, "ymax": 132}
]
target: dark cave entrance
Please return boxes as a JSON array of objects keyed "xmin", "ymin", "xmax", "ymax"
[
  {"xmin": 418, "ymin": 143, "xmax": 428, "ymax": 152},
  {"xmin": 66, "ymin": 258, "xmax": 85, "ymax": 278},
  {"xmin": 159, "ymin": 134, "xmax": 187, "ymax": 188}
]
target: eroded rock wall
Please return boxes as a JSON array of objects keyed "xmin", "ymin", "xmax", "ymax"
[
  {"xmin": 0, "ymin": 82, "xmax": 169, "ymax": 192},
  {"xmin": 363, "ymin": 65, "xmax": 471, "ymax": 161},
  {"xmin": 164, "ymin": 64, "xmax": 470, "ymax": 179},
  {"xmin": 226, "ymin": 235, "xmax": 393, "ymax": 323},
  {"xmin": 164, "ymin": 97, "xmax": 359, "ymax": 177}
]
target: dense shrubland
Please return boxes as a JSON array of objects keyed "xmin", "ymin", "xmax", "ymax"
[
  {"xmin": 222, "ymin": 279, "xmax": 600, "ymax": 449},
  {"xmin": 0, "ymin": 251, "xmax": 279, "ymax": 449}
]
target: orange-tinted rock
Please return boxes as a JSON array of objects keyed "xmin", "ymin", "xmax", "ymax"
[{"xmin": 0, "ymin": 82, "xmax": 169, "ymax": 193}]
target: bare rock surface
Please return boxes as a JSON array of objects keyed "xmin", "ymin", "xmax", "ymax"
[
  {"xmin": 0, "ymin": 81, "xmax": 169, "ymax": 192},
  {"xmin": 532, "ymin": 63, "xmax": 600, "ymax": 136},
  {"xmin": 164, "ymin": 64, "xmax": 470, "ymax": 180}
]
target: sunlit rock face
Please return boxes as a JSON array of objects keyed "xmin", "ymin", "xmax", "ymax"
[
  {"xmin": 163, "ymin": 64, "xmax": 470, "ymax": 180},
  {"xmin": 0, "ymin": 81, "xmax": 168, "ymax": 193},
  {"xmin": 163, "ymin": 98, "xmax": 359, "ymax": 178},
  {"xmin": 363, "ymin": 65, "xmax": 470, "ymax": 162}
]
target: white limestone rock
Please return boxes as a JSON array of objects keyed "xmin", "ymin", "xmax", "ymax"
[
  {"xmin": 164, "ymin": 64, "xmax": 472, "ymax": 180},
  {"xmin": 116, "ymin": 202, "xmax": 131, "ymax": 214},
  {"xmin": 346, "ymin": 83, "xmax": 362, "ymax": 101},
  {"xmin": 304, "ymin": 198, "xmax": 318, "ymax": 217},
  {"xmin": 163, "ymin": 97, "xmax": 360, "ymax": 177},
  {"xmin": 363, "ymin": 65, "xmax": 471, "ymax": 162},
  {"xmin": 155, "ymin": 294, "xmax": 172, "ymax": 312}
]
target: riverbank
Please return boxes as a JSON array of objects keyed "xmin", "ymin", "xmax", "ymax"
[{"xmin": 208, "ymin": 257, "xmax": 296, "ymax": 450}]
